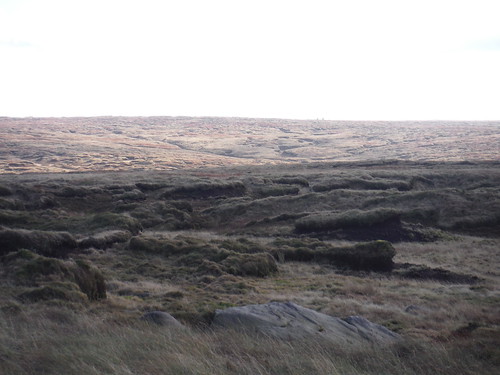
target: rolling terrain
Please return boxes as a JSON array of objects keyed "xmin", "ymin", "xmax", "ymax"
[
  {"xmin": 1, "ymin": 117, "xmax": 498, "ymax": 173},
  {"xmin": 0, "ymin": 117, "xmax": 499, "ymax": 374}
]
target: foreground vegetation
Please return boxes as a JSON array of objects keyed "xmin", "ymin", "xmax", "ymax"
[
  {"xmin": 1, "ymin": 305, "xmax": 498, "ymax": 375},
  {"xmin": 1, "ymin": 160, "xmax": 499, "ymax": 374}
]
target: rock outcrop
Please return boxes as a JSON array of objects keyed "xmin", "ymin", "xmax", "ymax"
[{"xmin": 212, "ymin": 302, "xmax": 400, "ymax": 345}]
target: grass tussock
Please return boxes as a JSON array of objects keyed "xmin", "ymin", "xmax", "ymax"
[
  {"xmin": 128, "ymin": 235, "xmax": 210, "ymax": 256},
  {"xmin": 273, "ymin": 176, "xmax": 310, "ymax": 187},
  {"xmin": 128, "ymin": 234, "xmax": 277, "ymax": 277},
  {"xmin": 78, "ymin": 230, "xmax": 132, "ymax": 250},
  {"xmin": 140, "ymin": 202, "xmax": 195, "ymax": 230},
  {"xmin": 0, "ymin": 185, "xmax": 13, "ymax": 196},
  {"xmin": 394, "ymin": 263, "xmax": 482, "ymax": 283},
  {"xmin": 272, "ymin": 239, "xmax": 396, "ymax": 271},
  {"xmin": 327, "ymin": 240, "xmax": 396, "ymax": 271},
  {"xmin": 221, "ymin": 253, "xmax": 278, "ymax": 277},
  {"xmin": 27, "ymin": 212, "xmax": 144, "ymax": 236},
  {"xmin": 163, "ymin": 181, "xmax": 246, "ymax": 199},
  {"xmin": 312, "ymin": 177, "xmax": 411, "ymax": 192},
  {"xmin": 296, "ymin": 208, "xmax": 402, "ymax": 233},
  {"xmin": 252, "ymin": 185, "xmax": 300, "ymax": 198},
  {"xmin": 86, "ymin": 213, "xmax": 143, "ymax": 235},
  {"xmin": 0, "ymin": 227, "xmax": 77, "ymax": 257},
  {"xmin": 135, "ymin": 181, "xmax": 170, "ymax": 191},
  {"xmin": 0, "ymin": 210, "xmax": 37, "ymax": 226},
  {"xmin": 3, "ymin": 250, "xmax": 106, "ymax": 301},
  {"xmin": 294, "ymin": 208, "xmax": 443, "ymax": 242},
  {"xmin": 449, "ymin": 212, "xmax": 500, "ymax": 232},
  {"xmin": 18, "ymin": 282, "xmax": 87, "ymax": 303},
  {"xmin": 55, "ymin": 186, "xmax": 91, "ymax": 198}
]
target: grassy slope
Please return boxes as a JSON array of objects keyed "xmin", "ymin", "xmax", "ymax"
[{"xmin": 0, "ymin": 160, "xmax": 499, "ymax": 374}]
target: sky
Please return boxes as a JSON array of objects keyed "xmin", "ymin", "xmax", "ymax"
[{"xmin": 1, "ymin": 0, "xmax": 500, "ymax": 120}]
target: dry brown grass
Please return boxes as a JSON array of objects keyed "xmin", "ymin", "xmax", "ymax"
[
  {"xmin": 76, "ymin": 235, "xmax": 500, "ymax": 345},
  {"xmin": 395, "ymin": 236, "xmax": 500, "ymax": 278},
  {"xmin": 1, "ymin": 117, "xmax": 499, "ymax": 173},
  {"xmin": 1, "ymin": 161, "xmax": 499, "ymax": 374},
  {"xmin": 1, "ymin": 304, "xmax": 498, "ymax": 375}
]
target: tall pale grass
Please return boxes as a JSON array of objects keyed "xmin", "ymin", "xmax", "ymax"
[{"xmin": 1, "ymin": 306, "xmax": 497, "ymax": 375}]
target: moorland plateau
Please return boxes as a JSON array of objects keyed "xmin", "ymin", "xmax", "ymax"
[{"xmin": 0, "ymin": 117, "xmax": 499, "ymax": 374}]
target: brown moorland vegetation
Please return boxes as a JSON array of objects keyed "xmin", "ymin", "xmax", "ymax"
[
  {"xmin": 1, "ymin": 116, "xmax": 499, "ymax": 173},
  {"xmin": 0, "ymin": 117, "xmax": 499, "ymax": 374}
]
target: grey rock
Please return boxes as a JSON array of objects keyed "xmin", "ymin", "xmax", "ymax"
[
  {"xmin": 212, "ymin": 302, "xmax": 400, "ymax": 345},
  {"xmin": 140, "ymin": 311, "xmax": 183, "ymax": 328},
  {"xmin": 343, "ymin": 315, "xmax": 400, "ymax": 341}
]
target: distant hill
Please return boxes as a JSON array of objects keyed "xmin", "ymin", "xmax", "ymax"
[{"xmin": 0, "ymin": 117, "xmax": 498, "ymax": 173}]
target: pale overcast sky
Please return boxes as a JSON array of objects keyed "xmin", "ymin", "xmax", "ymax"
[{"xmin": 1, "ymin": 0, "xmax": 499, "ymax": 120}]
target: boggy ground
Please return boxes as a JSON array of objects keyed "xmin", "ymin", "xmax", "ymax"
[{"xmin": 0, "ymin": 160, "xmax": 499, "ymax": 374}]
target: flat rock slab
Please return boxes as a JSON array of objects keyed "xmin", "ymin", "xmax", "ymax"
[
  {"xmin": 140, "ymin": 311, "xmax": 184, "ymax": 328},
  {"xmin": 212, "ymin": 302, "xmax": 400, "ymax": 345}
]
